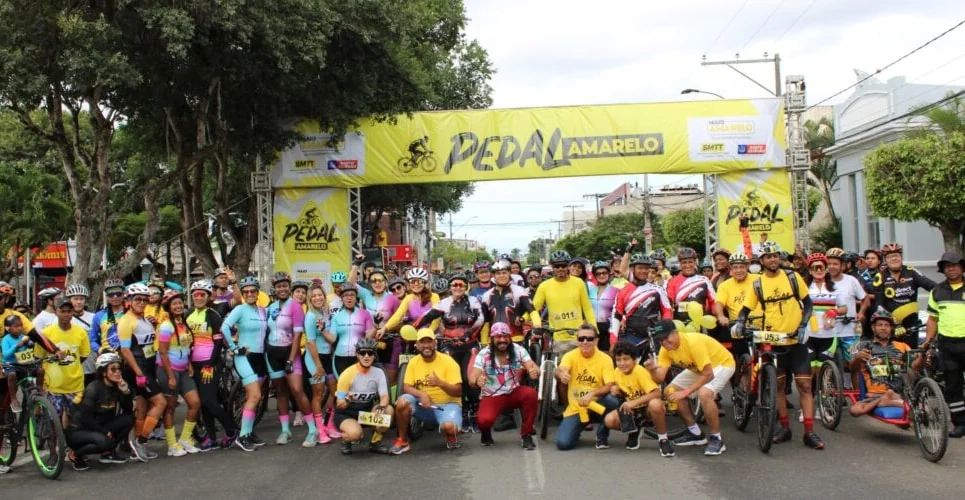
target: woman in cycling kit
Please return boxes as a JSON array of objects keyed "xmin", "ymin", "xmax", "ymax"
[
  {"xmin": 323, "ymin": 286, "xmax": 376, "ymax": 377},
  {"xmin": 379, "ymin": 268, "xmax": 441, "ymax": 361},
  {"xmin": 222, "ymin": 277, "xmax": 269, "ymax": 452},
  {"xmin": 303, "ymin": 282, "xmax": 340, "ymax": 443},
  {"xmin": 157, "ymin": 290, "xmax": 202, "ymax": 456}
]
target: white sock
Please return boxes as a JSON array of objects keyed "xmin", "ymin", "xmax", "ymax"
[
  {"xmin": 688, "ymin": 424, "xmax": 701, "ymax": 435},
  {"xmin": 711, "ymin": 433, "xmax": 722, "ymax": 440},
  {"xmin": 657, "ymin": 433, "xmax": 668, "ymax": 441}
]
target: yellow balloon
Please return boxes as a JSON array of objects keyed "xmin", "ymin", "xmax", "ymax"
[
  {"xmin": 687, "ymin": 301, "xmax": 704, "ymax": 325},
  {"xmin": 683, "ymin": 322, "xmax": 699, "ymax": 333},
  {"xmin": 673, "ymin": 320, "xmax": 686, "ymax": 332},
  {"xmin": 701, "ymin": 314, "xmax": 718, "ymax": 330},
  {"xmin": 400, "ymin": 325, "xmax": 418, "ymax": 341}
]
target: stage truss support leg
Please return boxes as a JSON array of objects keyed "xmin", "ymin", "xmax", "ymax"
[
  {"xmin": 349, "ymin": 187, "xmax": 363, "ymax": 256},
  {"xmin": 785, "ymin": 75, "xmax": 811, "ymax": 252},
  {"xmin": 251, "ymin": 170, "xmax": 273, "ymax": 283},
  {"xmin": 704, "ymin": 174, "xmax": 718, "ymax": 255}
]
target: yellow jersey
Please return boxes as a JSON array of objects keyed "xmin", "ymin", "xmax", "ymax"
[
  {"xmin": 403, "ymin": 351, "xmax": 462, "ymax": 405},
  {"xmin": 741, "ymin": 271, "xmax": 809, "ymax": 334},
  {"xmin": 558, "ymin": 348, "xmax": 614, "ymax": 417},
  {"xmin": 657, "ymin": 331, "xmax": 735, "ymax": 372},
  {"xmin": 532, "ymin": 276, "xmax": 596, "ymax": 340}
]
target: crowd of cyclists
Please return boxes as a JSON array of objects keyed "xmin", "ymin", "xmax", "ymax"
[{"xmin": 1, "ymin": 233, "xmax": 964, "ymax": 475}]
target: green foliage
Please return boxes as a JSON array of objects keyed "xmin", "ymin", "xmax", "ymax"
[
  {"xmin": 810, "ymin": 220, "xmax": 842, "ymax": 252},
  {"xmin": 554, "ymin": 213, "xmax": 661, "ymax": 262},
  {"xmin": 661, "ymin": 208, "xmax": 706, "ymax": 256},
  {"xmin": 526, "ymin": 238, "xmax": 555, "ymax": 264},
  {"xmin": 805, "ymin": 117, "xmax": 839, "ymax": 225},
  {"xmin": 865, "ymin": 131, "xmax": 965, "ymax": 252},
  {"xmin": 909, "ymin": 91, "xmax": 965, "ymax": 135},
  {"xmin": 807, "ymin": 188, "xmax": 823, "ymax": 221},
  {"xmin": 111, "ymin": 206, "xmax": 182, "ymax": 261}
]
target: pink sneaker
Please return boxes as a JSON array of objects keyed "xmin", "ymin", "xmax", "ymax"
[
  {"xmin": 317, "ymin": 429, "xmax": 332, "ymax": 444},
  {"xmin": 324, "ymin": 409, "xmax": 342, "ymax": 439}
]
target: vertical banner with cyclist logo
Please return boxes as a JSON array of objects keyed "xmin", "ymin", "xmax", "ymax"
[
  {"xmin": 273, "ymin": 187, "xmax": 351, "ymax": 282},
  {"xmin": 716, "ymin": 169, "xmax": 795, "ymax": 255}
]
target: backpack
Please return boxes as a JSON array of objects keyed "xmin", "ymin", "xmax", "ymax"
[{"xmin": 752, "ymin": 269, "xmax": 802, "ymax": 326}]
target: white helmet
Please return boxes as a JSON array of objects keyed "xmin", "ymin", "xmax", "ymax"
[
  {"xmin": 125, "ymin": 283, "xmax": 150, "ymax": 298},
  {"xmin": 491, "ymin": 259, "xmax": 512, "ymax": 272},
  {"xmin": 406, "ymin": 268, "xmax": 429, "ymax": 281},
  {"xmin": 190, "ymin": 280, "xmax": 213, "ymax": 294},
  {"xmin": 95, "ymin": 352, "xmax": 121, "ymax": 370},
  {"xmin": 65, "ymin": 284, "xmax": 90, "ymax": 298},
  {"xmin": 38, "ymin": 287, "xmax": 61, "ymax": 300}
]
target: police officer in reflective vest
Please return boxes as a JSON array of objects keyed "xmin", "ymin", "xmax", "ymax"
[{"xmin": 925, "ymin": 251, "xmax": 965, "ymax": 438}]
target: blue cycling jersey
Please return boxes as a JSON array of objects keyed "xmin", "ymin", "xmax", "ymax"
[
  {"xmin": 222, "ymin": 304, "xmax": 268, "ymax": 353},
  {"xmin": 305, "ymin": 310, "xmax": 332, "ymax": 355}
]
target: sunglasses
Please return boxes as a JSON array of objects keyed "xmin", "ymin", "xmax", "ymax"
[
  {"xmin": 192, "ymin": 291, "xmax": 209, "ymax": 299},
  {"xmin": 450, "ymin": 282, "xmax": 466, "ymax": 289},
  {"xmin": 552, "ymin": 264, "xmax": 568, "ymax": 269},
  {"xmin": 577, "ymin": 336, "xmax": 597, "ymax": 343},
  {"xmin": 241, "ymin": 289, "xmax": 259, "ymax": 296},
  {"xmin": 594, "ymin": 271, "xmax": 609, "ymax": 276},
  {"xmin": 390, "ymin": 285, "xmax": 405, "ymax": 292},
  {"xmin": 357, "ymin": 350, "xmax": 376, "ymax": 358},
  {"xmin": 810, "ymin": 265, "xmax": 826, "ymax": 271},
  {"xmin": 149, "ymin": 290, "xmax": 163, "ymax": 296},
  {"xmin": 408, "ymin": 279, "xmax": 424, "ymax": 284},
  {"xmin": 107, "ymin": 292, "xmax": 124, "ymax": 298},
  {"xmin": 131, "ymin": 296, "xmax": 148, "ymax": 303},
  {"xmin": 370, "ymin": 278, "xmax": 386, "ymax": 284}
]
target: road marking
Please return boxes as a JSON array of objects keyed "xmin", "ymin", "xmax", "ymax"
[{"xmin": 524, "ymin": 442, "xmax": 546, "ymax": 494}]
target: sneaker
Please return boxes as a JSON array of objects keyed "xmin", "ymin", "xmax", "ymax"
[
  {"xmin": 461, "ymin": 421, "xmax": 473, "ymax": 434},
  {"xmin": 198, "ymin": 436, "xmax": 218, "ymax": 452},
  {"xmin": 149, "ymin": 427, "xmax": 165, "ymax": 441},
  {"xmin": 250, "ymin": 433, "xmax": 266, "ymax": 447},
  {"xmin": 275, "ymin": 431, "xmax": 292, "ymax": 445},
  {"xmin": 803, "ymin": 432, "xmax": 825, "ymax": 450},
  {"xmin": 167, "ymin": 444, "xmax": 187, "ymax": 457},
  {"xmin": 625, "ymin": 431, "xmax": 641, "ymax": 450},
  {"xmin": 0, "ymin": 464, "xmax": 10, "ymax": 474},
  {"xmin": 595, "ymin": 438, "xmax": 610, "ymax": 450},
  {"xmin": 293, "ymin": 411, "xmax": 305, "ymax": 427},
  {"xmin": 302, "ymin": 431, "xmax": 318, "ymax": 448},
  {"xmin": 481, "ymin": 430, "xmax": 494, "ymax": 446},
  {"xmin": 9, "ymin": 398, "xmax": 21, "ymax": 414},
  {"xmin": 658, "ymin": 438, "xmax": 675, "ymax": 457},
  {"xmin": 219, "ymin": 433, "xmax": 236, "ymax": 449},
  {"xmin": 99, "ymin": 452, "xmax": 127, "ymax": 464},
  {"xmin": 521, "ymin": 434, "xmax": 536, "ymax": 451},
  {"xmin": 950, "ymin": 425, "xmax": 965, "ymax": 438},
  {"xmin": 340, "ymin": 440, "xmax": 353, "ymax": 455},
  {"xmin": 388, "ymin": 438, "xmax": 410, "ymax": 455},
  {"xmin": 369, "ymin": 441, "xmax": 389, "ymax": 454},
  {"xmin": 179, "ymin": 439, "xmax": 200, "ymax": 454},
  {"xmin": 128, "ymin": 436, "xmax": 149, "ymax": 463},
  {"xmin": 446, "ymin": 434, "xmax": 462, "ymax": 450},
  {"xmin": 234, "ymin": 435, "xmax": 256, "ymax": 452},
  {"xmin": 704, "ymin": 435, "xmax": 726, "ymax": 455},
  {"xmin": 773, "ymin": 427, "xmax": 792, "ymax": 444},
  {"xmin": 673, "ymin": 432, "xmax": 707, "ymax": 446},
  {"xmin": 70, "ymin": 452, "xmax": 90, "ymax": 471},
  {"xmin": 317, "ymin": 429, "xmax": 332, "ymax": 444},
  {"xmin": 142, "ymin": 446, "xmax": 158, "ymax": 460}
]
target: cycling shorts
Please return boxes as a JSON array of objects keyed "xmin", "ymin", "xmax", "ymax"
[
  {"xmin": 157, "ymin": 369, "xmax": 197, "ymax": 397},
  {"xmin": 303, "ymin": 352, "xmax": 334, "ymax": 383},
  {"xmin": 265, "ymin": 345, "xmax": 303, "ymax": 380},
  {"xmin": 378, "ymin": 338, "xmax": 403, "ymax": 369},
  {"xmin": 234, "ymin": 352, "xmax": 268, "ymax": 386},
  {"xmin": 806, "ymin": 337, "xmax": 836, "ymax": 365},
  {"xmin": 777, "ymin": 344, "xmax": 811, "ymax": 377},
  {"xmin": 333, "ymin": 356, "xmax": 356, "ymax": 378},
  {"xmin": 123, "ymin": 362, "xmax": 163, "ymax": 398}
]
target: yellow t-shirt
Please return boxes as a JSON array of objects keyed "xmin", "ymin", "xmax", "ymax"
[
  {"xmin": 403, "ymin": 352, "xmax": 462, "ymax": 405},
  {"xmin": 715, "ymin": 274, "xmax": 761, "ymax": 320},
  {"xmin": 657, "ymin": 331, "xmax": 735, "ymax": 373},
  {"xmin": 741, "ymin": 271, "xmax": 809, "ymax": 334},
  {"xmin": 36, "ymin": 323, "xmax": 90, "ymax": 394},
  {"xmin": 532, "ymin": 276, "xmax": 596, "ymax": 339},
  {"xmin": 614, "ymin": 364, "xmax": 659, "ymax": 400},
  {"xmin": 559, "ymin": 348, "xmax": 614, "ymax": 417}
]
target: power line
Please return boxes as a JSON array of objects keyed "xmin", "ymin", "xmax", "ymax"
[
  {"xmin": 773, "ymin": 0, "xmax": 817, "ymax": 46},
  {"xmin": 738, "ymin": 0, "xmax": 790, "ymax": 53},
  {"xmin": 704, "ymin": 0, "xmax": 751, "ymax": 55},
  {"xmin": 833, "ymin": 89, "xmax": 965, "ymax": 144},
  {"xmin": 810, "ymin": 18, "xmax": 965, "ymax": 109}
]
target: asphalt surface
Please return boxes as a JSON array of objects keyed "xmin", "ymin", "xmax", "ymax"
[{"xmin": 3, "ymin": 392, "xmax": 965, "ymax": 500}]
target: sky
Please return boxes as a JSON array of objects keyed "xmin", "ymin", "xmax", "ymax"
[{"xmin": 449, "ymin": 0, "xmax": 965, "ymax": 254}]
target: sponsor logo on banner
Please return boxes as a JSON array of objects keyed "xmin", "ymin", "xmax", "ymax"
[
  {"xmin": 294, "ymin": 159, "xmax": 316, "ymax": 170},
  {"xmin": 281, "ymin": 202, "xmax": 340, "ymax": 251},
  {"xmin": 700, "ymin": 143, "xmax": 726, "ymax": 153},
  {"xmin": 706, "ymin": 120, "xmax": 755, "ymax": 137},
  {"xmin": 327, "ymin": 159, "xmax": 358, "ymax": 170},
  {"xmin": 737, "ymin": 144, "xmax": 766, "ymax": 155},
  {"xmin": 724, "ymin": 184, "xmax": 784, "ymax": 231},
  {"xmin": 716, "ymin": 169, "xmax": 794, "ymax": 253}
]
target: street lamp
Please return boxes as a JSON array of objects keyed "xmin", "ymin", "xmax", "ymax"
[{"xmin": 680, "ymin": 88, "xmax": 726, "ymax": 100}]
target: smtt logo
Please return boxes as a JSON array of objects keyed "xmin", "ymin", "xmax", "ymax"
[
  {"xmin": 281, "ymin": 203, "xmax": 339, "ymax": 251},
  {"xmin": 701, "ymin": 143, "xmax": 725, "ymax": 153}
]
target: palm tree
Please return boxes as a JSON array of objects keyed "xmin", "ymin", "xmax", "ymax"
[
  {"xmin": 910, "ymin": 91, "xmax": 965, "ymax": 134},
  {"xmin": 804, "ymin": 117, "xmax": 838, "ymax": 225}
]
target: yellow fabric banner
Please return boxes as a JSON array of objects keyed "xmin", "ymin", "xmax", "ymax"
[
  {"xmin": 271, "ymin": 99, "xmax": 786, "ymax": 188},
  {"xmin": 716, "ymin": 169, "xmax": 795, "ymax": 255},
  {"xmin": 273, "ymin": 187, "xmax": 350, "ymax": 281}
]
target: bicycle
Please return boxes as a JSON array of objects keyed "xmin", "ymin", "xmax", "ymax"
[
  {"xmin": 529, "ymin": 327, "xmax": 577, "ymax": 440},
  {"xmin": 397, "ymin": 150, "xmax": 438, "ymax": 174},
  {"xmin": 812, "ymin": 317, "xmax": 857, "ymax": 431},
  {"xmin": 0, "ymin": 357, "xmax": 69, "ymax": 479},
  {"xmin": 731, "ymin": 324, "xmax": 796, "ymax": 453}
]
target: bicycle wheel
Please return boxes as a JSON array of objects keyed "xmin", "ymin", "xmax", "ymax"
[
  {"xmin": 27, "ymin": 396, "xmax": 65, "ymax": 480},
  {"xmin": 0, "ymin": 403, "xmax": 17, "ymax": 466},
  {"xmin": 397, "ymin": 157, "xmax": 415, "ymax": 173},
  {"xmin": 733, "ymin": 354, "xmax": 753, "ymax": 431},
  {"xmin": 397, "ymin": 361, "xmax": 409, "ymax": 406},
  {"xmin": 913, "ymin": 377, "xmax": 948, "ymax": 463},
  {"xmin": 228, "ymin": 380, "xmax": 246, "ymax": 428},
  {"xmin": 817, "ymin": 361, "xmax": 843, "ymax": 430},
  {"xmin": 420, "ymin": 154, "xmax": 438, "ymax": 172},
  {"xmin": 538, "ymin": 363, "xmax": 554, "ymax": 440},
  {"xmin": 255, "ymin": 378, "xmax": 271, "ymax": 426},
  {"xmin": 757, "ymin": 363, "xmax": 777, "ymax": 454},
  {"xmin": 527, "ymin": 344, "xmax": 542, "ymax": 390}
]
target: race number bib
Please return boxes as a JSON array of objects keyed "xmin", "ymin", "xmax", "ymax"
[
  {"xmin": 870, "ymin": 364, "xmax": 890, "ymax": 378},
  {"xmin": 358, "ymin": 411, "xmax": 392, "ymax": 427},
  {"xmin": 142, "ymin": 344, "xmax": 156, "ymax": 358},
  {"xmin": 398, "ymin": 354, "xmax": 415, "ymax": 365},
  {"xmin": 552, "ymin": 310, "xmax": 578, "ymax": 322},
  {"xmin": 15, "ymin": 350, "xmax": 34, "ymax": 364}
]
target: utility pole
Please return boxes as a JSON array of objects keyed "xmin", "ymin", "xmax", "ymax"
[
  {"xmin": 563, "ymin": 205, "xmax": 581, "ymax": 236},
  {"xmin": 642, "ymin": 175, "xmax": 653, "ymax": 254},
  {"xmin": 582, "ymin": 193, "xmax": 608, "ymax": 218},
  {"xmin": 700, "ymin": 52, "xmax": 782, "ymax": 96}
]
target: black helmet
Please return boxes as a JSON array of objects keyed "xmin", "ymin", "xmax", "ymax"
[
  {"xmin": 356, "ymin": 337, "xmax": 379, "ymax": 352},
  {"xmin": 677, "ymin": 247, "xmax": 698, "ymax": 261},
  {"xmin": 629, "ymin": 253, "xmax": 651, "ymax": 267},
  {"xmin": 549, "ymin": 250, "xmax": 571, "ymax": 265}
]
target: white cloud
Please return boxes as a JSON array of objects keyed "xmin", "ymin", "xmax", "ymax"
[{"xmin": 446, "ymin": 0, "xmax": 965, "ymax": 255}]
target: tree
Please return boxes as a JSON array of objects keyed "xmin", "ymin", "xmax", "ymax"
[
  {"xmin": 910, "ymin": 91, "xmax": 965, "ymax": 134},
  {"xmin": 554, "ymin": 213, "xmax": 661, "ymax": 262},
  {"xmin": 661, "ymin": 209, "xmax": 706, "ymax": 256},
  {"xmin": 526, "ymin": 237, "xmax": 555, "ymax": 264},
  {"xmin": 805, "ymin": 117, "xmax": 839, "ymax": 225},
  {"xmin": 509, "ymin": 248, "xmax": 522, "ymax": 261},
  {"xmin": 865, "ymin": 131, "xmax": 965, "ymax": 254},
  {"xmin": 431, "ymin": 241, "xmax": 489, "ymax": 270}
]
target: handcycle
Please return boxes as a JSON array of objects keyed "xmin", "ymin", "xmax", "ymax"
[
  {"xmin": 731, "ymin": 323, "xmax": 797, "ymax": 453},
  {"xmin": 0, "ymin": 356, "xmax": 69, "ymax": 479},
  {"xmin": 840, "ymin": 344, "xmax": 948, "ymax": 463}
]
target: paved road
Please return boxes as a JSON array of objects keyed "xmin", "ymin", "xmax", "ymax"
[{"xmin": 3, "ymin": 396, "xmax": 964, "ymax": 499}]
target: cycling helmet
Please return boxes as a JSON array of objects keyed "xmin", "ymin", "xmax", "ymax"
[
  {"xmin": 338, "ymin": 284, "xmax": 358, "ymax": 296},
  {"xmin": 271, "ymin": 271, "xmax": 292, "ymax": 285},
  {"xmin": 728, "ymin": 252, "xmax": 749, "ymax": 265},
  {"xmin": 387, "ymin": 277, "xmax": 405, "ymax": 289},
  {"xmin": 147, "ymin": 279, "xmax": 165, "ymax": 291},
  {"xmin": 473, "ymin": 261, "xmax": 491, "ymax": 271},
  {"xmin": 864, "ymin": 248, "xmax": 882, "ymax": 260},
  {"xmin": 591, "ymin": 260, "xmax": 611, "ymax": 272},
  {"xmin": 368, "ymin": 268, "xmax": 387, "ymax": 281},
  {"xmin": 650, "ymin": 249, "xmax": 667, "ymax": 263},
  {"xmin": 37, "ymin": 287, "xmax": 61, "ymax": 300},
  {"xmin": 629, "ymin": 253, "xmax": 652, "ymax": 267},
  {"xmin": 699, "ymin": 259, "xmax": 713, "ymax": 271},
  {"xmin": 330, "ymin": 272, "xmax": 347, "ymax": 284},
  {"xmin": 807, "ymin": 253, "xmax": 828, "ymax": 266},
  {"xmin": 161, "ymin": 289, "xmax": 184, "ymax": 306},
  {"xmin": 292, "ymin": 280, "xmax": 310, "ymax": 291},
  {"xmin": 103, "ymin": 278, "xmax": 125, "ymax": 291},
  {"xmin": 880, "ymin": 243, "xmax": 902, "ymax": 256},
  {"xmin": 190, "ymin": 279, "xmax": 213, "ymax": 294},
  {"xmin": 448, "ymin": 272, "xmax": 469, "ymax": 285},
  {"xmin": 432, "ymin": 277, "xmax": 450, "ymax": 294},
  {"xmin": 95, "ymin": 352, "xmax": 122, "ymax": 370},
  {"xmin": 677, "ymin": 247, "xmax": 698, "ymax": 261},
  {"xmin": 842, "ymin": 251, "xmax": 860, "ymax": 263},
  {"xmin": 759, "ymin": 241, "xmax": 782, "ymax": 256},
  {"xmin": 712, "ymin": 248, "xmax": 731, "ymax": 259},
  {"xmin": 126, "ymin": 283, "xmax": 150, "ymax": 298},
  {"xmin": 490, "ymin": 322, "xmax": 512, "ymax": 337},
  {"xmin": 870, "ymin": 308, "xmax": 895, "ymax": 325},
  {"xmin": 355, "ymin": 337, "xmax": 379, "ymax": 352},
  {"xmin": 65, "ymin": 284, "xmax": 89, "ymax": 298},
  {"xmin": 825, "ymin": 247, "xmax": 845, "ymax": 260},
  {"xmin": 570, "ymin": 257, "xmax": 588, "ymax": 267},
  {"xmin": 213, "ymin": 267, "xmax": 228, "ymax": 278},
  {"xmin": 491, "ymin": 259, "xmax": 512, "ymax": 272},
  {"xmin": 549, "ymin": 250, "xmax": 571, "ymax": 265},
  {"xmin": 407, "ymin": 268, "xmax": 429, "ymax": 282},
  {"xmin": 239, "ymin": 276, "xmax": 260, "ymax": 290}
]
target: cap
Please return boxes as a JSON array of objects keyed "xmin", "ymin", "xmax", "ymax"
[
  {"xmin": 651, "ymin": 319, "xmax": 677, "ymax": 340},
  {"xmin": 937, "ymin": 251, "xmax": 965, "ymax": 272},
  {"xmin": 56, "ymin": 295, "xmax": 73, "ymax": 309},
  {"xmin": 416, "ymin": 328, "xmax": 435, "ymax": 341}
]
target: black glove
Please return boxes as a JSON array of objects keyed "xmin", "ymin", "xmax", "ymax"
[{"xmin": 284, "ymin": 360, "xmax": 294, "ymax": 374}]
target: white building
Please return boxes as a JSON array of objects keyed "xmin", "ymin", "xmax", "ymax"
[{"xmin": 827, "ymin": 73, "xmax": 963, "ymax": 272}]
